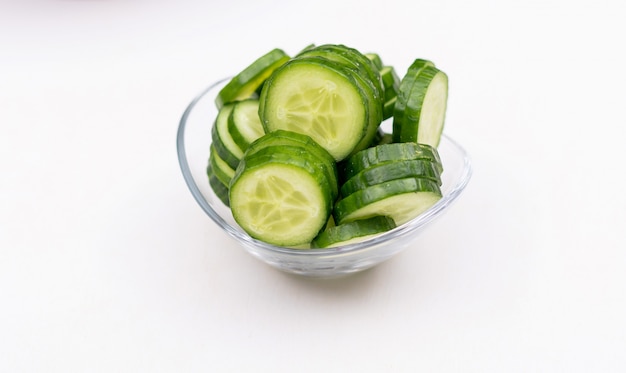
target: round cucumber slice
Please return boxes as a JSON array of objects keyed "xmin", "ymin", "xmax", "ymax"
[
  {"xmin": 229, "ymin": 161, "xmax": 332, "ymax": 247},
  {"xmin": 311, "ymin": 216, "xmax": 396, "ymax": 248},
  {"xmin": 215, "ymin": 48, "xmax": 290, "ymax": 108},
  {"xmin": 333, "ymin": 177, "xmax": 442, "ymax": 226},
  {"xmin": 304, "ymin": 45, "xmax": 384, "ymax": 155},
  {"xmin": 259, "ymin": 56, "xmax": 369, "ymax": 161},
  {"xmin": 394, "ymin": 66, "xmax": 448, "ymax": 147},
  {"xmin": 227, "ymin": 99, "xmax": 265, "ymax": 151},
  {"xmin": 340, "ymin": 158, "xmax": 442, "ymax": 198}
]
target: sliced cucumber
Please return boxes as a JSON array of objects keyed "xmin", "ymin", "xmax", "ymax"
[
  {"xmin": 311, "ymin": 216, "xmax": 396, "ymax": 248},
  {"xmin": 365, "ymin": 53, "xmax": 383, "ymax": 70},
  {"xmin": 340, "ymin": 158, "xmax": 442, "ymax": 198},
  {"xmin": 245, "ymin": 130, "xmax": 339, "ymax": 199},
  {"xmin": 229, "ymin": 154, "xmax": 333, "ymax": 247},
  {"xmin": 205, "ymin": 45, "xmax": 452, "ymax": 248},
  {"xmin": 209, "ymin": 145, "xmax": 236, "ymax": 186},
  {"xmin": 207, "ymin": 165, "xmax": 230, "ymax": 207},
  {"xmin": 340, "ymin": 142, "xmax": 443, "ymax": 182},
  {"xmin": 215, "ymin": 48, "xmax": 290, "ymax": 108},
  {"xmin": 294, "ymin": 49, "xmax": 383, "ymax": 157},
  {"xmin": 246, "ymin": 129, "xmax": 336, "ymax": 168},
  {"xmin": 312, "ymin": 44, "xmax": 383, "ymax": 102},
  {"xmin": 392, "ymin": 59, "xmax": 434, "ymax": 138},
  {"xmin": 211, "ymin": 117, "xmax": 241, "ymax": 170},
  {"xmin": 305, "ymin": 44, "xmax": 384, "ymax": 156},
  {"xmin": 214, "ymin": 103, "xmax": 244, "ymax": 163},
  {"xmin": 334, "ymin": 177, "xmax": 442, "ymax": 225},
  {"xmin": 259, "ymin": 56, "xmax": 370, "ymax": 161},
  {"xmin": 380, "ymin": 65, "xmax": 401, "ymax": 120},
  {"xmin": 243, "ymin": 144, "xmax": 338, "ymax": 202},
  {"xmin": 227, "ymin": 99, "xmax": 265, "ymax": 151},
  {"xmin": 393, "ymin": 62, "xmax": 448, "ymax": 147}
]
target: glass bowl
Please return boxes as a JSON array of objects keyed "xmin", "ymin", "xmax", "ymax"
[{"xmin": 177, "ymin": 77, "xmax": 472, "ymax": 278}]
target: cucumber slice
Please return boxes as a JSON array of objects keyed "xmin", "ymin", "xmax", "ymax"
[
  {"xmin": 245, "ymin": 131, "xmax": 339, "ymax": 199},
  {"xmin": 215, "ymin": 102, "xmax": 245, "ymax": 160},
  {"xmin": 340, "ymin": 142, "xmax": 443, "ymax": 182},
  {"xmin": 294, "ymin": 49, "xmax": 383, "ymax": 157},
  {"xmin": 393, "ymin": 63, "xmax": 448, "ymax": 147},
  {"xmin": 392, "ymin": 59, "xmax": 434, "ymax": 137},
  {"xmin": 229, "ymin": 155, "xmax": 333, "ymax": 247},
  {"xmin": 334, "ymin": 177, "xmax": 442, "ymax": 225},
  {"xmin": 209, "ymin": 145, "xmax": 235, "ymax": 186},
  {"xmin": 211, "ymin": 116, "xmax": 241, "ymax": 170},
  {"xmin": 312, "ymin": 44, "xmax": 384, "ymax": 102},
  {"xmin": 365, "ymin": 53, "xmax": 383, "ymax": 70},
  {"xmin": 243, "ymin": 144, "xmax": 338, "ymax": 202},
  {"xmin": 340, "ymin": 158, "xmax": 442, "ymax": 198},
  {"xmin": 380, "ymin": 65, "xmax": 401, "ymax": 120},
  {"xmin": 383, "ymin": 96, "xmax": 397, "ymax": 121},
  {"xmin": 227, "ymin": 99, "xmax": 265, "ymax": 151},
  {"xmin": 207, "ymin": 165, "xmax": 230, "ymax": 207},
  {"xmin": 381, "ymin": 66, "xmax": 400, "ymax": 99},
  {"xmin": 259, "ymin": 56, "xmax": 370, "ymax": 161},
  {"xmin": 215, "ymin": 48, "xmax": 290, "ymax": 108},
  {"xmin": 304, "ymin": 44, "xmax": 385, "ymax": 156},
  {"xmin": 311, "ymin": 216, "xmax": 396, "ymax": 248}
]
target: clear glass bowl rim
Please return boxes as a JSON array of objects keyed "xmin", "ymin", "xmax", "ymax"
[{"xmin": 177, "ymin": 77, "xmax": 472, "ymax": 257}]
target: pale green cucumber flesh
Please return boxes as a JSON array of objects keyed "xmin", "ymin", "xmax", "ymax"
[
  {"xmin": 215, "ymin": 103, "xmax": 244, "ymax": 161},
  {"xmin": 229, "ymin": 162, "xmax": 331, "ymax": 247},
  {"xmin": 300, "ymin": 45, "xmax": 384, "ymax": 156},
  {"xmin": 209, "ymin": 145, "xmax": 236, "ymax": 186},
  {"xmin": 334, "ymin": 178, "xmax": 442, "ymax": 225},
  {"xmin": 259, "ymin": 57, "xmax": 369, "ymax": 161},
  {"xmin": 396, "ymin": 66, "xmax": 448, "ymax": 147},
  {"xmin": 245, "ymin": 131, "xmax": 339, "ymax": 198},
  {"xmin": 227, "ymin": 99, "xmax": 265, "ymax": 150},
  {"xmin": 211, "ymin": 121, "xmax": 241, "ymax": 170},
  {"xmin": 311, "ymin": 44, "xmax": 383, "ymax": 103},
  {"xmin": 216, "ymin": 48, "xmax": 290, "ymax": 108},
  {"xmin": 242, "ymin": 144, "xmax": 338, "ymax": 201}
]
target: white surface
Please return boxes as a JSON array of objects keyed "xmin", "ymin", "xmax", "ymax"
[{"xmin": 2, "ymin": 1, "xmax": 625, "ymax": 371}]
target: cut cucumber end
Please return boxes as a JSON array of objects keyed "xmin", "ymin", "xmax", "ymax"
[
  {"xmin": 260, "ymin": 58, "xmax": 369, "ymax": 161},
  {"xmin": 230, "ymin": 163, "xmax": 330, "ymax": 247},
  {"xmin": 334, "ymin": 178, "xmax": 442, "ymax": 225},
  {"xmin": 416, "ymin": 71, "xmax": 448, "ymax": 147}
]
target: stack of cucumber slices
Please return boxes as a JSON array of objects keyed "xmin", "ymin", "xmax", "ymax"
[{"xmin": 207, "ymin": 44, "xmax": 449, "ymax": 248}]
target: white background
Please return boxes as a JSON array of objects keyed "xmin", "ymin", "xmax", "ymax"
[{"xmin": 2, "ymin": 0, "xmax": 625, "ymax": 371}]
